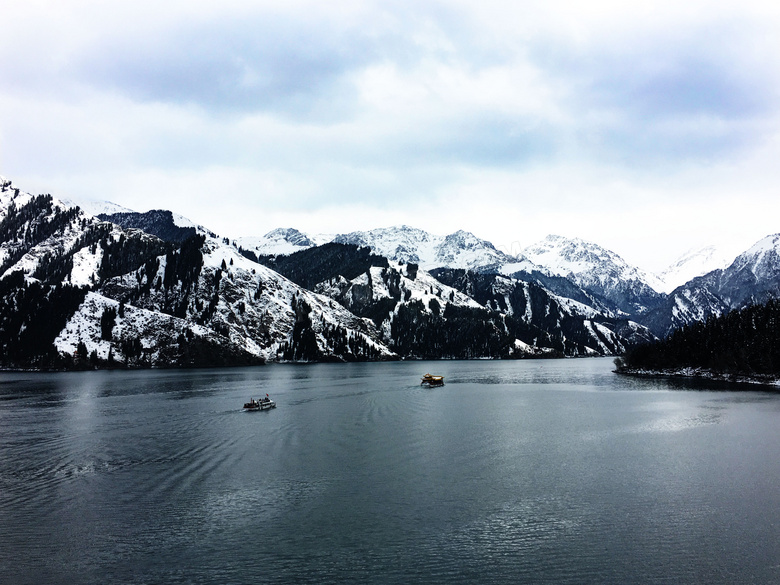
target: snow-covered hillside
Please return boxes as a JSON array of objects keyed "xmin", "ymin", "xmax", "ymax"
[
  {"xmin": 237, "ymin": 228, "xmax": 329, "ymax": 257},
  {"xmin": 640, "ymin": 234, "xmax": 780, "ymax": 337},
  {"xmin": 5, "ymin": 173, "xmax": 779, "ymax": 369},
  {"xmin": 656, "ymin": 246, "xmax": 731, "ymax": 293},
  {"xmin": 241, "ymin": 224, "xmax": 518, "ymax": 271},
  {"xmin": 521, "ymin": 235, "xmax": 664, "ymax": 315},
  {"xmin": 333, "ymin": 226, "xmax": 517, "ymax": 271},
  {"xmin": 0, "ymin": 179, "xmax": 395, "ymax": 367}
]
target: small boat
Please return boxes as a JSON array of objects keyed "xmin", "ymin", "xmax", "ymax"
[
  {"xmin": 421, "ymin": 373, "xmax": 445, "ymax": 387},
  {"xmin": 244, "ymin": 395, "xmax": 276, "ymax": 411}
]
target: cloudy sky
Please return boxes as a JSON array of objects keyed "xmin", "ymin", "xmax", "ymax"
[{"xmin": 2, "ymin": 0, "xmax": 780, "ymax": 272}]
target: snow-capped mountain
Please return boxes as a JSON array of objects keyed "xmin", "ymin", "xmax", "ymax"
[
  {"xmin": 333, "ymin": 226, "xmax": 518, "ymax": 271},
  {"xmin": 0, "ymin": 176, "xmax": 637, "ymax": 369},
  {"xmin": 257, "ymin": 242, "xmax": 644, "ymax": 357},
  {"xmin": 640, "ymin": 234, "xmax": 780, "ymax": 337},
  {"xmin": 237, "ymin": 228, "xmax": 328, "ymax": 257},
  {"xmin": 520, "ymin": 235, "xmax": 664, "ymax": 315},
  {"xmin": 0, "ymin": 177, "xmax": 393, "ymax": 368},
  {"xmin": 430, "ymin": 268, "xmax": 654, "ymax": 356},
  {"xmin": 656, "ymin": 246, "xmax": 731, "ymax": 293},
  {"xmin": 718, "ymin": 234, "xmax": 780, "ymax": 306},
  {"xmin": 242, "ymin": 225, "xmax": 520, "ymax": 271},
  {"xmin": 5, "ymin": 173, "xmax": 780, "ymax": 369},
  {"xmin": 60, "ymin": 196, "xmax": 135, "ymax": 217}
]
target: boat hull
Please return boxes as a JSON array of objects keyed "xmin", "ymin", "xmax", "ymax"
[{"xmin": 244, "ymin": 400, "xmax": 276, "ymax": 411}]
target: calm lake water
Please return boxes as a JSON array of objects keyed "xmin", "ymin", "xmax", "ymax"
[{"xmin": 2, "ymin": 358, "xmax": 780, "ymax": 584}]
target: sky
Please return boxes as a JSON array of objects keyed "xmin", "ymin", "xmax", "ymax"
[{"xmin": 2, "ymin": 0, "xmax": 780, "ymax": 273}]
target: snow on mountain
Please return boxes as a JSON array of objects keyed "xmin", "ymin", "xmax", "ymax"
[
  {"xmin": 728, "ymin": 234, "xmax": 780, "ymax": 280},
  {"xmin": 54, "ymin": 291, "xmax": 254, "ymax": 364},
  {"xmin": 57, "ymin": 192, "xmax": 136, "ymax": 217},
  {"xmin": 656, "ymin": 246, "xmax": 731, "ymax": 293},
  {"xmin": 96, "ymin": 233, "xmax": 394, "ymax": 363},
  {"xmin": 0, "ymin": 181, "xmax": 395, "ymax": 366},
  {"xmin": 524, "ymin": 235, "xmax": 664, "ymax": 290},
  {"xmin": 1, "ymin": 176, "xmax": 33, "ymax": 213},
  {"xmin": 241, "ymin": 224, "xmax": 526, "ymax": 273},
  {"xmin": 429, "ymin": 268, "xmax": 651, "ymax": 355},
  {"xmin": 236, "ymin": 228, "xmax": 328, "ymax": 257},
  {"xmin": 640, "ymin": 234, "xmax": 780, "ymax": 337},
  {"xmin": 716, "ymin": 233, "xmax": 780, "ymax": 307},
  {"xmin": 6, "ymin": 172, "xmax": 778, "ymax": 368},
  {"xmin": 1, "ymin": 181, "xmax": 128, "ymax": 287},
  {"xmin": 521, "ymin": 235, "xmax": 664, "ymax": 315},
  {"xmin": 332, "ymin": 226, "xmax": 516, "ymax": 271}
]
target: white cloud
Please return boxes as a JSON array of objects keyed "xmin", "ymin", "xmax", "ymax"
[{"xmin": 3, "ymin": 0, "xmax": 780, "ymax": 274}]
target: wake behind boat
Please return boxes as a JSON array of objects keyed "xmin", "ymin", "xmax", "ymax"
[
  {"xmin": 421, "ymin": 373, "xmax": 444, "ymax": 387},
  {"xmin": 244, "ymin": 395, "xmax": 276, "ymax": 411}
]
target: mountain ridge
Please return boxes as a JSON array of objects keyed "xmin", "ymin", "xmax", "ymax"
[{"xmin": 2, "ymin": 175, "xmax": 777, "ymax": 369}]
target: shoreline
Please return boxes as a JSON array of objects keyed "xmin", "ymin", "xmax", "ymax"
[{"xmin": 615, "ymin": 366, "xmax": 780, "ymax": 388}]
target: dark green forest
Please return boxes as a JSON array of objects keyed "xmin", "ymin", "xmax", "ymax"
[
  {"xmin": 253, "ymin": 242, "xmax": 389, "ymax": 290},
  {"xmin": 0, "ymin": 271, "xmax": 88, "ymax": 369},
  {"xmin": 618, "ymin": 299, "xmax": 780, "ymax": 378}
]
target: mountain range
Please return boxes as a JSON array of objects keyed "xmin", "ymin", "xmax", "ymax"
[{"xmin": 1, "ymin": 175, "xmax": 778, "ymax": 369}]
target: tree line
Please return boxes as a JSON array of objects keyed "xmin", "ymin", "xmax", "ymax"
[{"xmin": 618, "ymin": 298, "xmax": 780, "ymax": 377}]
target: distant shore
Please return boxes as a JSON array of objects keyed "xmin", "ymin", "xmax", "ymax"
[{"xmin": 615, "ymin": 366, "xmax": 780, "ymax": 388}]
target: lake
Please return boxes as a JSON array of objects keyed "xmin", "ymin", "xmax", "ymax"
[{"xmin": 2, "ymin": 358, "xmax": 780, "ymax": 584}]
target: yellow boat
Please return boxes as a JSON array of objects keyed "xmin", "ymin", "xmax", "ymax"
[{"xmin": 421, "ymin": 373, "xmax": 444, "ymax": 387}]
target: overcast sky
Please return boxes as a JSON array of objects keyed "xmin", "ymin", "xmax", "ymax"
[{"xmin": 2, "ymin": 0, "xmax": 780, "ymax": 272}]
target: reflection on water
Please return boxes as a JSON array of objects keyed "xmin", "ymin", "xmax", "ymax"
[{"xmin": 2, "ymin": 357, "xmax": 780, "ymax": 585}]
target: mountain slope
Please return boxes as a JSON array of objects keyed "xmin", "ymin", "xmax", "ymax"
[
  {"xmin": 521, "ymin": 235, "xmax": 664, "ymax": 315},
  {"xmin": 656, "ymin": 245, "xmax": 730, "ymax": 293},
  {"xmin": 97, "ymin": 210, "xmax": 200, "ymax": 243},
  {"xmin": 0, "ymin": 178, "xmax": 394, "ymax": 368},
  {"xmin": 254, "ymin": 241, "xmax": 645, "ymax": 358},
  {"xmin": 332, "ymin": 226, "xmax": 517, "ymax": 271},
  {"xmin": 237, "ymin": 228, "xmax": 326, "ymax": 257},
  {"xmin": 640, "ymin": 234, "xmax": 780, "ymax": 337}
]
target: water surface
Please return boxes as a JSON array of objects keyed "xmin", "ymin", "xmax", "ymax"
[{"xmin": 2, "ymin": 358, "xmax": 780, "ymax": 584}]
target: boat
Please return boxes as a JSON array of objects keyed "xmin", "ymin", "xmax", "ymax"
[
  {"xmin": 243, "ymin": 395, "xmax": 276, "ymax": 411},
  {"xmin": 421, "ymin": 373, "xmax": 445, "ymax": 387}
]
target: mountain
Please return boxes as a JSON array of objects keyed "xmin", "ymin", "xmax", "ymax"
[
  {"xmin": 245, "ymin": 225, "xmax": 518, "ymax": 271},
  {"xmin": 332, "ymin": 225, "xmax": 517, "ymax": 271},
  {"xmin": 98, "ymin": 210, "xmax": 201, "ymax": 243},
  {"xmin": 236, "ymin": 228, "xmax": 327, "ymax": 257},
  {"xmin": 520, "ymin": 235, "xmax": 665, "ymax": 316},
  {"xmin": 718, "ymin": 235, "xmax": 780, "ymax": 306},
  {"xmin": 656, "ymin": 246, "xmax": 731, "ymax": 293},
  {"xmin": 0, "ymin": 176, "xmax": 637, "ymax": 369},
  {"xmin": 253, "ymin": 241, "xmax": 649, "ymax": 358},
  {"xmin": 0, "ymin": 178, "xmax": 393, "ymax": 368},
  {"xmin": 430, "ymin": 268, "xmax": 654, "ymax": 356},
  {"xmin": 10, "ymin": 173, "xmax": 780, "ymax": 369},
  {"xmin": 60, "ymin": 196, "xmax": 135, "ymax": 217},
  {"xmin": 640, "ymin": 234, "xmax": 780, "ymax": 337}
]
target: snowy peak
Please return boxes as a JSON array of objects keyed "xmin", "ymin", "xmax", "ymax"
[
  {"xmin": 239, "ymin": 225, "xmax": 516, "ymax": 272},
  {"xmin": 656, "ymin": 245, "xmax": 731, "ymax": 293},
  {"xmin": 333, "ymin": 225, "xmax": 515, "ymax": 271},
  {"xmin": 730, "ymin": 234, "xmax": 780, "ymax": 278},
  {"xmin": 523, "ymin": 235, "xmax": 664, "ymax": 314},
  {"xmin": 435, "ymin": 230, "xmax": 508, "ymax": 267},
  {"xmin": 640, "ymin": 234, "xmax": 780, "ymax": 337},
  {"xmin": 265, "ymin": 228, "xmax": 318, "ymax": 248},
  {"xmin": 525, "ymin": 235, "xmax": 660, "ymax": 287},
  {"xmin": 333, "ymin": 225, "xmax": 434, "ymax": 265},
  {"xmin": 61, "ymin": 197, "xmax": 135, "ymax": 217},
  {"xmin": 236, "ymin": 228, "xmax": 325, "ymax": 257}
]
